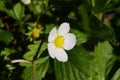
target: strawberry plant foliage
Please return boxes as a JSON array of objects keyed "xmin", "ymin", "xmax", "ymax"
[{"xmin": 0, "ymin": 0, "xmax": 120, "ymax": 80}]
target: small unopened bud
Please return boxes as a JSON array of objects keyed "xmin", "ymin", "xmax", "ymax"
[
  {"xmin": 21, "ymin": 0, "xmax": 31, "ymax": 5},
  {"xmin": 37, "ymin": 23, "xmax": 42, "ymax": 29}
]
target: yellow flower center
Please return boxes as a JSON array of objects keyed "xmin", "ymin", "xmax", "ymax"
[{"xmin": 54, "ymin": 35, "xmax": 64, "ymax": 48}]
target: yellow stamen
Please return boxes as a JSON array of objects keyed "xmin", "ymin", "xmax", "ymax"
[{"xmin": 54, "ymin": 35, "xmax": 64, "ymax": 48}]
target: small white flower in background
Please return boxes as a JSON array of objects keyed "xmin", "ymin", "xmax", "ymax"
[
  {"xmin": 47, "ymin": 22, "xmax": 76, "ymax": 62},
  {"xmin": 21, "ymin": 0, "xmax": 31, "ymax": 5}
]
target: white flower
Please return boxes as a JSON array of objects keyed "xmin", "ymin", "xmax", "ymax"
[
  {"xmin": 47, "ymin": 22, "xmax": 76, "ymax": 62},
  {"xmin": 21, "ymin": 0, "xmax": 31, "ymax": 5}
]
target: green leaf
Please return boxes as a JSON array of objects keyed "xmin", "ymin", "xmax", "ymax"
[
  {"xmin": 1, "ymin": 48, "xmax": 16, "ymax": 60},
  {"xmin": 78, "ymin": 4, "xmax": 90, "ymax": 33},
  {"xmin": 89, "ymin": 14, "xmax": 114, "ymax": 41},
  {"xmin": 71, "ymin": 29, "xmax": 88, "ymax": 45},
  {"xmin": 0, "ymin": 20, "xmax": 4, "ymax": 28},
  {"xmin": 0, "ymin": 30, "xmax": 13, "ymax": 44},
  {"xmin": 111, "ymin": 68, "xmax": 120, "ymax": 80},
  {"xmin": 29, "ymin": 0, "xmax": 48, "ymax": 14},
  {"xmin": 35, "ymin": 56, "xmax": 49, "ymax": 80},
  {"xmin": 1, "ymin": 48, "xmax": 16, "ymax": 56},
  {"xmin": 37, "ymin": 42, "xmax": 47, "ymax": 58},
  {"xmin": 0, "ymin": 1, "xmax": 24, "ymax": 20},
  {"xmin": 54, "ymin": 48, "xmax": 94, "ymax": 80},
  {"xmin": 0, "ymin": 1, "xmax": 15, "ymax": 18},
  {"xmin": 5, "ymin": 9, "xmax": 16, "ymax": 20},
  {"xmin": 19, "ymin": 62, "xmax": 31, "ymax": 68},
  {"xmin": 92, "ymin": 41, "xmax": 115, "ymax": 80},
  {"xmin": 21, "ymin": 56, "xmax": 49, "ymax": 80},
  {"xmin": 78, "ymin": 6, "xmax": 114, "ymax": 41},
  {"xmin": 23, "ymin": 41, "xmax": 41, "ymax": 60},
  {"xmin": 45, "ymin": 24, "xmax": 55, "ymax": 34},
  {"xmin": 13, "ymin": 3, "xmax": 24, "ymax": 20},
  {"xmin": 23, "ymin": 41, "xmax": 47, "ymax": 60},
  {"xmin": 0, "ymin": 1, "xmax": 5, "ymax": 11},
  {"xmin": 86, "ymin": 0, "xmax": 112, "ymax": 13}
]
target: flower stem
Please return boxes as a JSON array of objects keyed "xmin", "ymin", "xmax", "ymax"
[{"xmin": 32, "ymin": 61, "xmax": 36, "ymax": 80}]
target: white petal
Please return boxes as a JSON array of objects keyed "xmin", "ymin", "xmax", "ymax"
[
  {"xmin": 21, "ymin": 0, "xmax": 31, "ymax": 5},
  {"xmin": 48, "ymin": 27, "xmax": 57, "ymax": 42},
  {"xmin": 55, "ymin": 48, "xmax": 68, "ymax": 62},
  {"xmin": 63, "ymin": 33, "xmax": 76, "ymax": 50},
  {"xmin": 47, "ymin": 43, "xmax": 56, "ymax": 58},
  {"xmin": 58, "ymin": 22, "xmax": 70, "ymax": 35}
]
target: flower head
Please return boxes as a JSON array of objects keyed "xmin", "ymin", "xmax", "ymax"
[
  {"xmin": 32, "ymin": 29, "xmax": 40, "ymax": 38},
  {"xmin": 47, "ymin": 22, "xmax": 76, "ymax": 62}
]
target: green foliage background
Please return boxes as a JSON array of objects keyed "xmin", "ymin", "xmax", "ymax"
[{"xmin": 0, "ymin": 0, "xmax": 120, "ymax": 80}]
